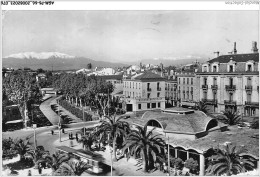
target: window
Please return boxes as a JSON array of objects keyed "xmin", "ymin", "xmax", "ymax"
[
  {"xmin": 158, "ymin": 102, "xmax": 161, "ymax": 108},
  {"xmin": 203, "ymin": 66, "xmax": 208, "ymax": 72},
  {"xmin": 229, "ymin": 78, "xmax": 233, "ymax": 86},
  {"xmin": 130, "ymin": 92, "xmax": 131, "ymax": 97},
  {"xmin": 187, "ymin": 78, "xmax": 189, "ymax": 84},
  {"xmin": 136, "ymin": 83, "xmax": 137, "ymax": 89},
  {"xmin": 157, "ymin": 92, "xmax": 160, "ymax": 97},
  {"xmin": 130, "ymin": 82, "xmax": 131, "ymax": 88},
  {"xmin": 138, "ymin": 104, "xmax": 141, "ymax": 109},
  {"xmin": 213, "ymin": 92, "xmax": 217, "ymax": 100},
  {"xmin": 183, "ymin": 78, "xmax": 185, "ymax": 84},
  {"xmin": 229, "ymin": 65, "xmax": 234, "ymax": 72},
  {"xmin": 204, "ymin": 77, "xmax": 207, "ymax": 85},
  {"xmin": 147, "ymin": 93, "xmax": 150, "ymax": 98},
  {"xmin": 147, "ymin": 83, "xmax": 150, "ymax": 88},
  {"xmin": 229, "ymin": 93, "xmax": 233, "ymax": 101},
  {"xmin": 147, "ymin": 103, "xmax": 150, "ymax": 109},
  {"xmin": 191, "ymin": 78, "xmax": 193, "ymax": 85},
  {"xmin": 213, "ymin": 77, "xmax": 217, "ymax": 85},
  {"xmin": 179, "ymin": 78, "xmax": 181, "ymax": 84},
  {"xmin": 152, "ymin": 103, "xmax": 156, "ymax": 108},
  {"xmin": 203, "ymin": 92, "xmax": 207, "ymax": 100},
  {"xmin": 213, "ymin": 65, "xmax": 217, "ymax": 72},
  {"xmin": 139, "ymin": 83, "xmax": 141, "ymax": 89},
  {"xmin": 247, "ymin": 93, "xmax": 251, "ymax": 102},
  {"xmin": 133, "ymin": 92, "xmax": 135, "ymax": 98},
  {"xmin": 247, "ymin": 77, "xmax": 252, "ymax": 86},
  {"xmin": 247, "ymin": 65, "xmax": 252, "ymax": 71}
]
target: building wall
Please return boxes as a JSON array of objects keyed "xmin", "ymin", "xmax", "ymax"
[
  {"xmin": 197, "ymin": 60, "xmax": 259, "ymax": 116},
  {"xmin": 123, "ymin": 79, "xmax": 166, "ymax": 112},
  {"xmin": 177, "ymin": 73, "xmax": 199, "ymax": 107}
]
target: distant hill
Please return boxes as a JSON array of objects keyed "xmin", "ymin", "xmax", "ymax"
[
  {"xmin": 3, "ymin": 52, "xmax": 208, "ymax": 70},
  {"xmin": 2, "ymin": 57, "xmax": 128, "ymax": 70}
]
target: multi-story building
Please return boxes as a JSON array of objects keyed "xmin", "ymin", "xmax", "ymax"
[
  {"xmin": 176, "ymin": 64, "xmax": 200, "ymax": 108},
  {"xmin": 123, "ymin": 71, "xmax": 165, "ymax": 112},
  {"xmin": 165, "ymin": 76, "xmax": 178, "ymax": 107},
  {"xmin": 197, "ymin": 42, "xmax": 259, "ymax": 116}
]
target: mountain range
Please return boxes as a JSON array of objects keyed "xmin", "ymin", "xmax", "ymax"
[{"xmin": 3, "ymin": 52, "xmax": 207, "ymax": 70}]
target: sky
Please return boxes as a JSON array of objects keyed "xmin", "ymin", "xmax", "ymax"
[{"xmin": 2, "ymin": 11, "xmax": 259, "ymax": 62}]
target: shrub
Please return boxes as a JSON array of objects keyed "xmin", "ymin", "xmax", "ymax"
[
  {"xmin": 184, "ymin": 158, "xmax": 198, "ymax": 173},
  {"xmin": 250, "ymin": 119, "xmax": 259, "ymax": 129},
  {"xmin": 2, "ymin": 138, "xmax": 18, "ymax": 160},
  {"xmin": 57, "ymin": 99, "xmax": 93, "ymax": 122},
  {"xmin": 170, "ymin": 157, "xmax": 184, "ymax": 170}
]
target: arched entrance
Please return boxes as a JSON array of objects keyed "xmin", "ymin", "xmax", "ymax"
[{"xmin": 146, "ymin": 119, "xmax": 163, "ymax": 129}]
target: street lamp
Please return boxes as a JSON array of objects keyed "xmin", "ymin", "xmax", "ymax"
[
  {"xmin": 33, "ymin": 124, "xmax": 37, "ymax": 149},
  {"xmin": 167, "ymin": 136, "xmax": 170, "ymax": 176},
  {"xmin": 108, "ymin": 134, "xmax": 113, "ymax": 176}
]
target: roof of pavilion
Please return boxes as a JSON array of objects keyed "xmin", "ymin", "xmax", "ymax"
[
  {"xmin": 165, "ymin": 126, "xmax": 259, "ymax": 159},
  {"xmin": 131, "ymin": 108, "xmax": 224, "ymax": 134}
]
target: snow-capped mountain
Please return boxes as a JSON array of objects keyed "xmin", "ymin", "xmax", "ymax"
[{"xmin": 5, "ymin": 52, "xmax": 75, "ymax": 59}]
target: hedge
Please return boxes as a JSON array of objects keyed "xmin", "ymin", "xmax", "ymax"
[{"xmin": 57, "ymin": 98, "xmax": 93, "ymax": 122}]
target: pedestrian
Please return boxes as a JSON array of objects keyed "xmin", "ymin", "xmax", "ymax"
[
  {"xmin": 76, "ymin": 136, "xmax": 79, "ymax": 142},
  {"xmin": 38, "ymin": 163, "xmax": 42, "ymax": 175},
  {"xmin": 51, "ymin": 130, "xmax": 54, "ymax": 135},
  {"xmin": 71, "ymin": 133, "xmax": 73, "ymax": 139},
  {"xmin": 70, "ymin": 140, "xmax": 73, "ymax": 147},
  {"xmin": 28, "ymin": 170, "xmax": 32, "ymax": 176},
  {"xmin": 163, "ymin": 162, "xmax": 167, "ymax": 173},
  {"xmin": 62, "ymin": 128, "xmax": 65, "ymax": 134},
  {"xmin": 69, "ymin": 133, "xmax": 71, "ymax": 139}
]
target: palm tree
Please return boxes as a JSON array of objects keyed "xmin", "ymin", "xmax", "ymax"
[
  {"xmin": 12, "ymin": 138, "xmax": 31, "ymax": 161},
  {"xmin": 196, "ymin": 101, "xmax": 208, "ymax": 114},
  {"xmin": 206, "ymin": 144, "xmax": 255, "ymax": 176},
  {"xmin": 95, "ymin": 114, "xmax": 130, "ymax": 161},
  {"xmin": 221, "ymin": 110, "xmax": 241, "ymax": 125},
  {"xmin": 54, "ymin": 160, "xmax": 91, "ymax": 176},
  {"xmin": 25, "ymin": 145, "xmax": 50, "ymax": 167},
  {"xmin": 45, "ymin": 151, "xmax": 70, "ymax": 173},
  {"xmin": 78, "ymin": 134, "xmax": 95, "ymax": 151},
  {"xmin": 122, "ymin": 126, "xmax": 166, "ymax": 172}
]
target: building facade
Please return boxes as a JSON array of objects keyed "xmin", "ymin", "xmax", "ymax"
[
  {"xmin": 176, "ymin": 70, "xmax": 200, "ymax": 108},
  {"xmin": 123, "ymin": 71, "xmax": 165, "ymax": 112},
  {"xmin": 165, "ymin": 76, "xmax": 178, "ymax": 107},
  {"xmin": 197, "ymin": 42, "xmax": 259, "ymax": 116}
]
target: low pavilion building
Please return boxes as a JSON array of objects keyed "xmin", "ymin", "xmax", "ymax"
[{"xmin": 126, "ymin": 107, "xmax": 259, "ymax": 175}]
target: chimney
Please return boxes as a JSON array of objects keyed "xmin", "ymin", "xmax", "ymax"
[
  {"xmin": 214, "ymin": 51, "xmax": 219, "ymax": 58},
  {"xmin": 233, "ymin": 42, "xmax": 237, "ymax": 54},
  {"xmin": 252, "ymin": 41, "xmax": 258, "ymax": 53}
]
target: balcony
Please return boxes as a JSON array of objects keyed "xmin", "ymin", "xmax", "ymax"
[
  {"xmin": 202, "ymin": 99, "xmax": 218, "ymax": 105},
  {"xmin": 147, "ymin": 88, "xmax": 152, "ymax": 92},
  {"xmin": 190, "ymin": 91, "xmax": 193, "ymax": 94},
  {"xmin": 225, "ymin": 85, "xmax": 236, "ymax": 92},
  {"xmin": 183, "ymin": 91, "xmax": 186, "ymax": 93},
  {"xmin": 202, "ymin": 85, "xmax": 208, "ymax": 90},
  {"xmin": 224, "ymin": 100, "xmax": 236, "ymax": 105},
  {"xmin": 245, "ymin": 85, "xmax": 252, "ymax": 91},
  {"xmin": 211, "ymin": 85, "xmax": 218, "ymax": 90},
  {"xmin": 157, "ymin": 87, "xmax": 161, "ymax": 91},
  {"xmin": 245, "ymin": 101, "xmax": 259, "ymax": 107},
  {"xmin": 171, "ymin": 88, "xmax": 173, "ymax": 91}
]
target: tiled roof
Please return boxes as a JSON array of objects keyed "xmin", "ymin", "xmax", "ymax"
[
  {"xmin": 98, "ymin": 74, "xmax": 123, "ymax": 80},
  {"xmin": 133, "ymin": 109, "xmax": 219, "ymax": 134},
  {"xmin": 168, "ymin": 126, "xmax": 259, "ymax": 158},
  {"xmin": 209, "ymin": 53, "xmax": 259, "ymax": 64},
  {"xmin": 133, "ymin": 71, "xmax": 164, "ymax": 81}
]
